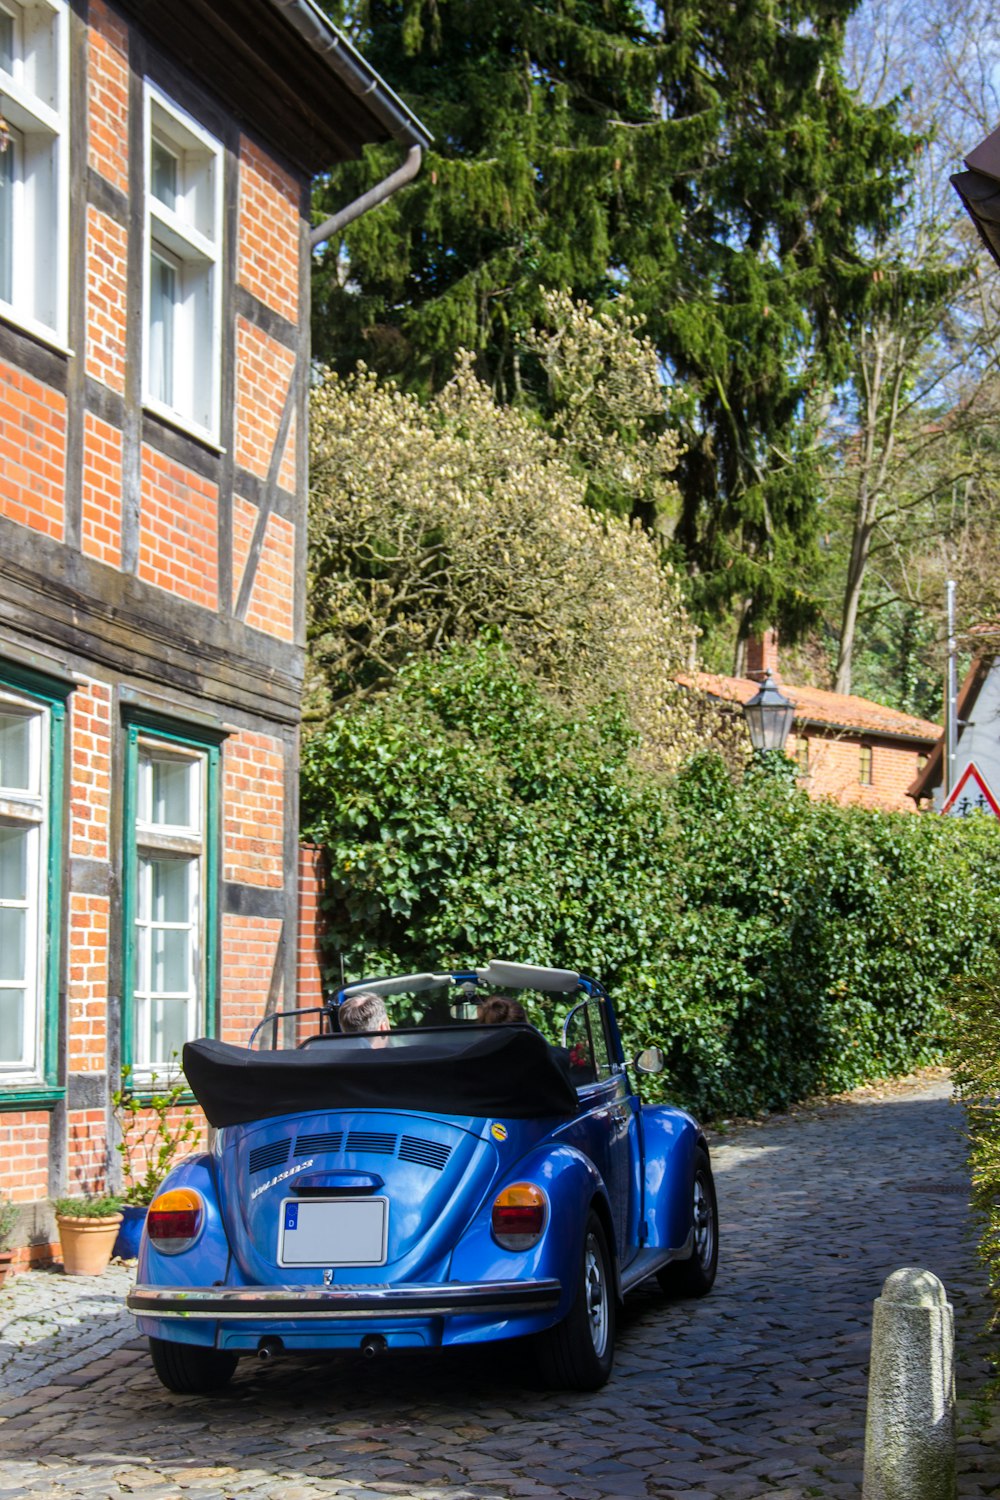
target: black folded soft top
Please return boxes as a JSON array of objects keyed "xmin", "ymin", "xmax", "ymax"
[{"xmin": 183, "ymin": 1024, "xmax": 579, "ymax": 1127}]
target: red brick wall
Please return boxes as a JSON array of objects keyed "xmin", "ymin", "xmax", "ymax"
[
  {"xmin": 85, "ymin": 207, "xmax": 128, "ymax": 394},
  {"xmin": 69, "ymin": 680, "xmax": 113, "ymax": 861},
  {"xmin": 66, "ymin": 1108, "xmax": 109, "ymax": 1195},
  {"xmin": 138, "ymin": 446, "xmax": 219, "ymax": 609},
  {"xmin": 223, "ymin": 730, "xmax": 285, "ymax": 887},
  {"xmin": 791, "ymin": 731, "xmax": 926, "ymax": 813},
  {"xmin": 234, "ymin": 317, "xmax": 297, "ymax": 491},
  {"xmin": 0, "ymin": 1113, "xmax": 50, "ymax": 1200},
  {"xmin": 233, "ymin": 496, "xmax": 295, "ymax": 641},
  {"xmin": 0, "ymin": 367, "xmax": 66, "ymax": 539},
  {"xmin": 67, "ymin": 894, "xmax": 109, "ymax": 1072},
  {"xmin": 81, "ymin": 413, "xmax": 124, "ymax": 568},
  {"xmin": 221, "ymin": 913, "xmax": 284, "ymax": 1044},
  {"xmin": 87, "ymin": 0, "xmax": 129, "ymax": 195},
  {"xmin": 297, "ymin": 844, "xmax": 326, "ymax": 1010},
  {"xmin": 237, "ymin": 135, "xmax": 300, "ymax": 324}
]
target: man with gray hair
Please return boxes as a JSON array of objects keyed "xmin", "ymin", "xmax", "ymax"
[{"xmin": 338, "ymin": 991, "xmax": 390, "ymax": 1040}]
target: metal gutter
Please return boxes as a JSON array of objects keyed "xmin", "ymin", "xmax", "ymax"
[
  {"xmin": 264, "ymin": 0, "xmax": 431, "ymax": 150},
  {"xmin": 263, "ymin": 0, "xmax": 431, "ymax": 247}
]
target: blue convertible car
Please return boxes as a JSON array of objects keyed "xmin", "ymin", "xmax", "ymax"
[{"xmin": 127, "ymin": 961, "xmax": 718, "ymax": 1393}]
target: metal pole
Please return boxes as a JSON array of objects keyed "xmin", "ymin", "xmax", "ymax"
[{"xmin": 945, "ymin": 581, "xmax": 957, "ymax": 801}]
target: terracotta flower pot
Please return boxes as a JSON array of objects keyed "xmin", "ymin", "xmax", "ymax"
[
  {"xmin": 0, "ymin": 1249, "xmax": 14, "ymax": 1288},
  {"xmin": 56, "ymin": 1213, "xmax": 123, "ymax": 1276}
]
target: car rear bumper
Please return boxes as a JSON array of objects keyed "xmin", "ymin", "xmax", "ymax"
[{"xmin": 127, "ymin": 1278, "xmax": 562, "ymax": 1320}]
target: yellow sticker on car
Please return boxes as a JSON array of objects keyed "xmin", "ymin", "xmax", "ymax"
[{"xmin": 490, "ymin": 1123, "xmax": 508, "ymax": 1142}]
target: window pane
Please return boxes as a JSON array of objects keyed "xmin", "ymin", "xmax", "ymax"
[
  {"xmin": 0, "ymin": 133, "xmax": 12, "ymax": 306},
  {"xmin": 149, "ymin": 250, "xmax": 175, "ymax": 406},
  {"xmin": 151, "ymin": 136, "xmax": 177, "ymax": 210},
  {"xmin": 150, "ymin": 996, "xmax": 187, "ymax": 1063},
  {"xmin": 0, "ymin": 825, "xmax": 27, "ymax": 901},
  {"xmin": 0, "ymin": 989, "xmax": 24, "ymax": 1064},
  {"xmin": 0, "ymin": 10, "xmax": 13, "ymax": 70},
  {"xmin": 151, "ymin": 857, "xmax": 189, "ymax": 922},
  {"xmin": 151, "ymin": 927, "xmax": 190, "ymax": 994},
  {"xmin": 151, "ymin": 756, "xmax": 194, "ymax": 827},
  {"xmin": 0, "ymin": 710, "xmax": 32, "ymax": 792},
  {"xmin": 0, "ymin": 906, "xmax": 25, "ymax": 981}
]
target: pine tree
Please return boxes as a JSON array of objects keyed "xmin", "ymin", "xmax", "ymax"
[{"xmin": 312, "ymin": 0, "xmax": 926, "ymax": 651}]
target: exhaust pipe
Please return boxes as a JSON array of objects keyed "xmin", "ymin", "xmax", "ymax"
[
  {"xmin": 257, "ymin": 1336, "xmax": 284, "ymax": 1361},
  {"xmin": 360, "ymin": 1334, "xmax": 387, "ymax": 1359}
]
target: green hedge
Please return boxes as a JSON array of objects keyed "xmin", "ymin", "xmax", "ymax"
[
  {"xmin": 948, "ymin": 966, "xmax": 1000, "ymax": 1347},
  {"xmin": 301, "ymin": 641, "xmax": 1000, "ymax": 1118}
]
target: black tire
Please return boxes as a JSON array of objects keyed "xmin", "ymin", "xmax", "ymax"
[
  {"xmin": 149, "ymin": 1336, "xmax": 239, "ymax": 1394},
  {"xmin": 535, "ymin": 1210, "xmax": 616, "ymax": 1391},
  {"xmin": 657, "ymin": 1144, "xmax": 718, "ymax": 1297}
]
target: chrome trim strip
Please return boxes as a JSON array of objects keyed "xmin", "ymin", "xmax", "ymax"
[{"xmin": 127, "ymin": 1278, "xmax": 562, "ymax": 1321}]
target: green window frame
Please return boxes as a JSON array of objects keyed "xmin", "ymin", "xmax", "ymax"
[
  {"xmin": 0, "ymin": 660, "xmax": 68, "ymax": 1110},
  {"xmin": 121, "ymin": 712, "xmax": 222, "ymax": 1079}
]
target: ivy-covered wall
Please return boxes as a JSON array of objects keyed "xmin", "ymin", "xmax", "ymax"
[{"xmin": 301, "ymin": 642, "xmax": 1000, "ymax": 1119}]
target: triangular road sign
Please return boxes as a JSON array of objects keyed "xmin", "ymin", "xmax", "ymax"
[{"xmin": 941, "ymin": 760, "xmax": 1000, "ymax": 819}]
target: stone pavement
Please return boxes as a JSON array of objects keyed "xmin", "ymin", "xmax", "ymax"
[{"xmin": 1, "ymin": 1075, "xmax": 997, "ymax": 1500}]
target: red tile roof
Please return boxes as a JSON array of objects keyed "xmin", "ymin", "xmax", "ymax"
[{"xmin": 682, "ymin": 672, "xmax": 941, "ymax": 744}]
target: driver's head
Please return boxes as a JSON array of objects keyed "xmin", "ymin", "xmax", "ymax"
[
  {"xmin": 477, "ymin": 994, "xmax": 527, "ymax": 1025},
  {"xmin": 339, "ymin": 991, "xmax": 390, "ymax": 1035}
]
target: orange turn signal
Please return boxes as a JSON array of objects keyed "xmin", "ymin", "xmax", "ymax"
[
  {"xmin": 491, "ymin": 1183, "xmax": 547, "ymax": 1250},
  {"xmin": 147, "ymin": 1187, "xmax": 203, "ymax": 1254}
]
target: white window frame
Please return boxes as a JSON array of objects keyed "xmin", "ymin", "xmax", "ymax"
[
  {"xmin": 0, "ymin": 0, "xmax": 69, "ymax": 346},
  {"xmin": 132, "ymin": 739, "xmax": 207, "ymax": 1078},
  {"xmin": 0, "ymin": 692, "xmax": 48, "ymax": 1083},
  {"xmin": 142, "ymin": 81, "xmax": 222, "ymax": 444}
]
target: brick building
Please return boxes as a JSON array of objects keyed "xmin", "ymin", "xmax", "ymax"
[
  {"xmin": 0, "ymin": 0, "xmax": 428, "ymax": 1260},
  {"xmin": 687, "ymin": 633, "xmax": 940, "ymax": 813}
]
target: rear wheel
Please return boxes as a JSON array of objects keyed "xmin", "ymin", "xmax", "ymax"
[
  {"xmin": 149, "ymin": 1336, "xmax": 238, "ymax": 1394},
  {"xmin": 535, "ymin": 1210, "xmax": 615, "ymax": 1390},
  {"xmin": 657, "ymin": 1145, "xmax": 718, "ymax": 1297}
]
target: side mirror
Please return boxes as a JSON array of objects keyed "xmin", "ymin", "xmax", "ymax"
[{"xmin": 634, "ymin": 1045, "xmax": 664, "ymax": 1075}]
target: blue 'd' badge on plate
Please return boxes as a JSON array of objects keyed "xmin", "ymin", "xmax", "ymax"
[{"xmin": 284, "ymin": 1203, "xmax": 299, "ymax": 1231}]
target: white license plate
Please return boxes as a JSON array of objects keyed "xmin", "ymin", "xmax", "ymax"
[{"xmin": 278, "ymin": 1196, "xmax": 388, "ymax": 1267}]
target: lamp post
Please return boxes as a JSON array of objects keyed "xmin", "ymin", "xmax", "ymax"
[{"xmin": 743, "ymin": 670, "xmax": 795, "ymax": 755}]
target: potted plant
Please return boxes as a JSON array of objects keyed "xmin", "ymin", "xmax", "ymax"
[
  {"xmin": 112, "ymin": 1062, "xmax": 199, "ymax": 1258},
  {"xmin": 53, "ymin": 1194, "xmax": 123, "ymax": 1276},
  {"xmin": 0, "ymin": 1196, "xmax": 18, "ymax": 1287}
]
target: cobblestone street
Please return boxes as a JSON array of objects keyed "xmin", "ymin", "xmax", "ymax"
[{"xmin": 1, "ymin": 1076, "xmax": 996, "ymax": 1500}]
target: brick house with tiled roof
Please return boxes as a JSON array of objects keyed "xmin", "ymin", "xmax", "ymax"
[
  {"xmin": 686, "ymin": 633, "xmax": 940, "ymax": 812},
  {"xmin": 0, "ymin": 0, "xmax": 428, "ymax": 1262}
]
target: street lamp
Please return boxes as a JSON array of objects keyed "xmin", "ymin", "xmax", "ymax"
[{"xmin": 743, "ymin": 670, "xmax": 795, "ymax": 755}]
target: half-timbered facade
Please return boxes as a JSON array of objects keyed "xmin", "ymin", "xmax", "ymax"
[{"xmin": 0, "ymin": 0, "xmax": 428, "ymax": 1261}]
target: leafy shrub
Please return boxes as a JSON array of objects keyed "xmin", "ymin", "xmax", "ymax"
[
  {"xmin": 949, "ymin": 962, "xmax": 1000, "ymax": 1349},
  {"xmin": 302, "ymin": 639, "xmax": 1000, "ymax": 1117},
  {"xmin": 112, "ymin": 1063, "xmax": 200, "ymax": 1206}
]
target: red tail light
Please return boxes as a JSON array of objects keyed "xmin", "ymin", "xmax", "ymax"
[
  {"xmin": 147, "ymin": 1188, "xmax": 203, "ymax": 1254},
  {"xmin": 491, "ymin": 1183, "xmax": 547, "ymax": 1250}
]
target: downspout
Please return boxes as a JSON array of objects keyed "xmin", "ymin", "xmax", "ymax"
[
  {"xmin": 263, "ymin": 0, "xmax": 432, "ymax": 248},
  {"xmin": 310, "ymin": 143, "xmax": 422, "ymax": 249}
]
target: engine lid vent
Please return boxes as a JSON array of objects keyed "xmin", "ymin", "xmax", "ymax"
[
  {"xmin": 346, "ymin": 1130, "xmax": 397, "ymax": 1155},
  {"xmin": 295, "ymin": 1131, "xmax": 344, "ymax": 1156},
  {"xmin": 398, "ymin": 1136, "xmax": 453, "ymax": 1171},
  {"xmin": 248, "ymin": 1139, "xmax": 291, "ymax": 1175}
]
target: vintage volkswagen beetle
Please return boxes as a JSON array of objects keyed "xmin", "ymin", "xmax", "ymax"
[{"xmin": 127, "ymin": 961, "xmax": 718, "ymax": 1393}]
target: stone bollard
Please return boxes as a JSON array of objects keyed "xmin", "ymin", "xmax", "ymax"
[{"xmin": 862, "ymin": 1266, "xmax": 956, "ymax": 1500}]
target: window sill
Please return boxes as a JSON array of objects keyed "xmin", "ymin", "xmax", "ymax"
[
  {"xmin": 0, "ymin": 1084, "xmax": 65, "ymax": 1111},
  {"xmin": 142, "ymin": 398, "xmax": 225, "ymax": 455},
  {"xmin": 0, "ymin": 304, "xmax": 73, "ymax": 361}
]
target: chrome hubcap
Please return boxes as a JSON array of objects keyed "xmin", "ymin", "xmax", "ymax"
[{"xmin": 584, "ymin": 1232, "xmax": 609, "ymax": 1356}]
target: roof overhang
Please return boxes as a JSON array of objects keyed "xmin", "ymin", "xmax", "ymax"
[
  {"xmin": 952, "ymin": 125, "xmax": 1000, "ymax": 270},
  {"xmin": 118, "ymin": 0, "xmax": 431, "ymax": 175}
]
